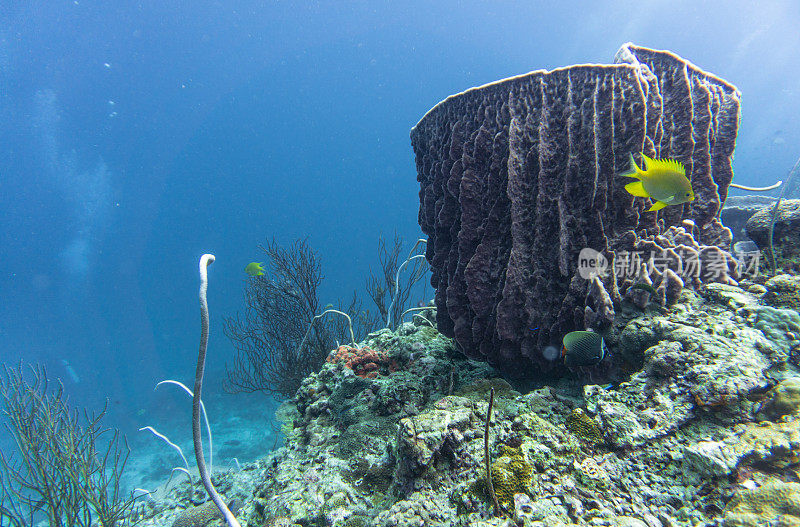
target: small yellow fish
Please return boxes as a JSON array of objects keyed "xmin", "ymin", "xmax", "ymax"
[
  {"xmin": 619, "ymin": 153, "xmax": 694, "ymax": 211},
  {"xmin": 244, "ymin": 262, "xmax": 265, "ymax": 277}
]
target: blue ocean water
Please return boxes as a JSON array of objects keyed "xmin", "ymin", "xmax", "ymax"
[{"xmin": 1, "ymin": 0, "xmax": 799, "ymax": 495}]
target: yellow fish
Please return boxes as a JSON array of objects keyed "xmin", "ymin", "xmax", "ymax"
[
  {"xmin": 619, "ymin": 153, "xmax": 695, "ymax": 211},
  {"xmin": 244, "ymin": 262, "xmax": 265, "ymax": 277}
]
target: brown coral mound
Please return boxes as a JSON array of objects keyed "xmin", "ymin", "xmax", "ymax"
[{"xmin": 410, "ymin": 42, "xmax": 741, "ymax": 370}]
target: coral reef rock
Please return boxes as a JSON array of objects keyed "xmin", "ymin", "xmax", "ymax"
[
  {"xmin": 721, "ymin": 195, "xmax": 777, "ymax": 244},
  {"xmin": 762, "ymin": 274, "xmax": 800, "ymax": 311},
  {"xmin": 128, "ymin": 280, "xmax": 800, "ymax": 527},
  {"xmin": 745, "ymin": 198, "xmax": 800, "ymax": 273},
  {"xmin": 724, "ymin": 481, "xmax": 800, "ymax": 527},
  {"xmin": 745, "ymin": 199, "xmax": 800, "ymax": 259},
  {"xmin": 410, "ymin": 42, "xmax": 741, "ymax": 370},
  {"xmin": 763, "ymin": 377, "xmax": 800, "ymax": 420}
]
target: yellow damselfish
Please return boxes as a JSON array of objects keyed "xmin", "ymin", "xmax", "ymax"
[
  {"xmin": 244, "ymin": 262, "xmax": 265, "ymax": 277},
  {"xmin": 619, "ymin": 153, "xmax": 695, "ymax": 211}
]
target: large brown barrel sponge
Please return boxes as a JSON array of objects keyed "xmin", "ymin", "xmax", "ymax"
[{"xmin": 410, "ymin": 43, "xmax": 741, "ymax": 371}]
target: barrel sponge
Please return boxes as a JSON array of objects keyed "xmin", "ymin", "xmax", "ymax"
[{"xmin": 410, "ymin": 43, "xmax": 740, "ymax": 371}]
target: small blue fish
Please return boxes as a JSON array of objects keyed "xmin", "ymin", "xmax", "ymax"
[
  {"xmin": 561, "ymin": 331, "xmax": 608, "ymax": 367},
  {"xmin": 61, "ymin": 359, "xmax": 80, "ymax": 384}
]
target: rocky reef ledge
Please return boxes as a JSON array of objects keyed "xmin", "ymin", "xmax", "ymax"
[{"xmin": 132, "ymin": 279, "xmax": 800, "ymax": 527}]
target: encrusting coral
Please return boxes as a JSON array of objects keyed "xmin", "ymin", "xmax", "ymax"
[
  {"xmin": 171, "ymin": 499, "xmax": 242, "ymax": 527},
  {"xmin": 469, "ymin": 444, "xmax": 533, "ymax": 511},
  {"xmin": 573, "ymin": 457, "xmax": 610, "ymax": 489},
  {"xmin": 326, "ymin": 345, "xmax": 399, "ymax": 379},
  {"xmin": 565, "ymin": 408, "xmax": 604, "ymax": 445}
]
